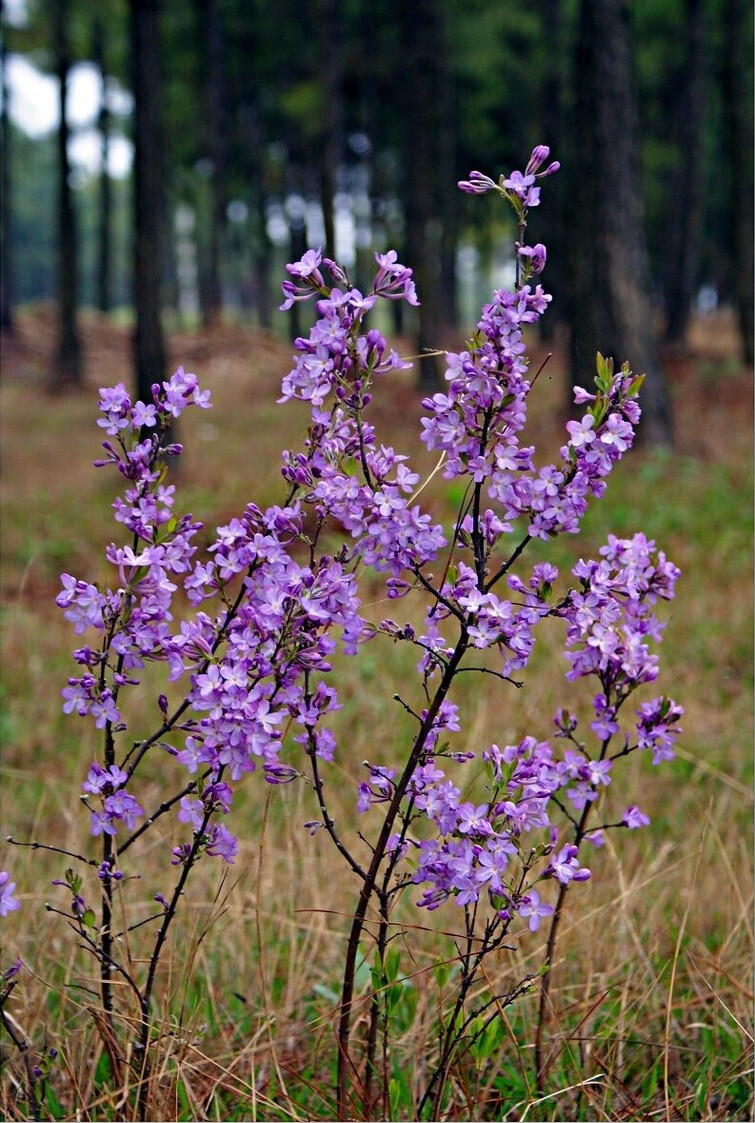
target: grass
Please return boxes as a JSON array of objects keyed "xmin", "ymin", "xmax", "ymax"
[{"xmin": 0, "ymin": 309, "xmax": 753, "ymax": 1120}]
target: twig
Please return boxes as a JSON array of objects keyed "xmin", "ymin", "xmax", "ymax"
[{"xmin": 0, "ymin": 993, "xmax": 42, "ymax": 1120}]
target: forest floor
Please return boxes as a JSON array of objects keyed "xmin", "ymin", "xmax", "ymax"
[
  {"xmin": 1, "ymin": 301, "xmax": 753, "ymax": 465},
  {"xmin": 0, "ymin": 304, "xmax": 753, "ymax": 1121}
]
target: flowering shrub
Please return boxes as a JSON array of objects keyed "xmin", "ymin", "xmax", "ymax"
[{"xmin": 2, "ymin": 148, "xmax": 682, "ymax": 1121}]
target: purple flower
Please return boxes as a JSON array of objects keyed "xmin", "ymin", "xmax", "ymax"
[
  {"xmin": 205, "ymin": 823, "xmax": 238, "ymax": 863},
  {"xmin": 90, "ymin": 791, "xmax": 144, "ymax": 836},
  {"xmin": 280, "ymin": 249, "xmax": 325, "ymax": 309},
  {"xmin": 455, "ymin": 802, "xmax": 492, "ymax": 837},
  {"xmin": 178, "ymin": 797, "xmax": 205, "ymax": 830},
  {"xmin": 546, "ymin": 845, "xmax": 591, "ymax": 885},
  {"xmin": 503, "ymin": 169, "xmax": 536, "ymax": 196},
  {"xmin": 566, "ymin": 415, "xmax": 596, "ymax": 449},
  {"xmin": 573, "ymin": 386, "xmax": 596, "ymax": 405},
  {"xmin": 525, "ymin": 146, "xmax": 552, "ymax": 174},
  {"xmin": 98, "ymin": 860, "xmax": 123, "ymax": 881},
  {"xmin": 160, "ymin": 366, "xmax": 207, "ymax": 418},
  {"xmin": 457, "ymin": 170, "xmax": 498, "ymax": 195},
  {"xmin": 203, "ymin": 781, "xmax": 233, "ymax": 814},
  {"xmin": 623, "ymin": 805, "xmax": 650, "ymax": 830},
  {"xmin": 171, "ymin": 843, "xmax": 192, "ymax": 866},
  {"xmin": 56, "ymin": 575, "xmax": 107, "ymax": 634},
  {"xmin": 287, "ymin": 248, "xmax": 323, "ymax": 280},
  {"xmin": 82, "ymin": 762, "xmax": 128, "ymax": 795},
  {"xmin": 0, "ymin": 872, "xmax": 20, "ymax": 916},
  {"xmin": 130, "ymin": 401, "xmax": 158, "ymax": 429},
  {"xmin": 517, "ymin": 889, "xmax": 553, "ymax": 931},
  {"xmin": 636, "ymin": 696, "xmax": 683, "ymax": 764},
  {"xmin": 98, "ymin": 383, "xmax": 132, "ymax": 435},
  {"xmin": 55, "ymin": 149, "xmax": 677, "ymax": 946},
  {"xmin": 373, "ymin": 250, "xmax": 420, "ymax": 305},
  {"xmin": 518, "ymin": 243, "xmax": 547, "ymax": 274}
]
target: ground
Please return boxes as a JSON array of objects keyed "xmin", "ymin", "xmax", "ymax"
[{"xmin": 0, "ymin": 305, "xmax": 752, "ymax": 1121}]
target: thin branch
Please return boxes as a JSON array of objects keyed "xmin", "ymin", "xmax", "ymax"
[
  {"xmin": 307, "ymin": 728, "xmax": 369, "ymax": 882},
  {"xmin": 5, "ymin": 836, "xmax": 99, "ymax": 868},
  {"xmin": 0, "ymin": 998, "xmax": 41, "ymax": 1119}
]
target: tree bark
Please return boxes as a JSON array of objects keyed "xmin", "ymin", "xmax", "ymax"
[
  {"xmin": 129, "ymin": 0, "xmax": 166, "ymax": 403},
  {"xmin": 51, "ymin": 0, "xmax": 83, "ymax": 388},
  {"xmin": 198, "ymin": 0, "xmax": 229, "ymax": 324},
  {"xmin": 0, "ymin": 2, "xmax": 13, "ymax": 333},
  {"xmin": 569, "ymin": 0, "xmax": 673, "ymax": 446},
  {"xmin": 318, "ymin": 0, "xmax": 343, "ymax": 262},
  {"xmin": 721, "ymin": 0, "xmax": 754, "ymax": 365},
  {"xmin": 398, "ymin": 0, "xmax": 448, "ymax": 390},
  {"xmin": 93, "ymin": 16, "xmax": 112, "ymax": 314},
  {"xmin": 537, "ymin": 0, "xmax": 567, "ymax": 344},
  {"xmin": 252, "ymin": 190, "xmax": 272, "ymax": 330},
  {"xmin": 437, "ymin": 34, "xmax": 459, "ymax": 337},
  {"xmin": 662, "ymin": 0, "xmax": 705, "ymax": 350},
  {"xmin": 287, "ymin": 206, "xmax": 308, "ymax": 341}
]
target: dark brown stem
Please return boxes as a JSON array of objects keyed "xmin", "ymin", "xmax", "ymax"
[
  {"xmin": 5, "ymin": 837, "xmax": 99, "ymax": 868},
  {"xmin": 336, "ymin": 628, "xmax": 470, "ymax": 1119},
  {"xmin": 118, "ymin": 774, "xmax": 207, "ymax": 855},
  {"xmin": 533, "ymin": 726, "xmax": 616, "ymax": 1089},
  {"xmin": 100, "ymin": 725, "xmax": 117, "ymax": 1048},
  {"xmin": 484, "ymin": 532, "xmax": 532, "ymax": 593},
  {"xmin": 307, "ymin": 727, "xmax": 368, "ymax": 882},
  {"xmin": 363, "ymin": 888, "xmax": 390, "ymax": 1115},
  {"xmin": 0, "ymin": 993, "xmax": 42, "ymax": 1120},
  {"xmin": 421, "ymin": 910, "xmax": 492, "ymax": 1119},
  {"xmin": 533, "ymin": 877, "xmax": 570, "ymax": 1090},
  {"xmin": 135, "ymin": 804, "xmax": 214, "ymax": 1120}
]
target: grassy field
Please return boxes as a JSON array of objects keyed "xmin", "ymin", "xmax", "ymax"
[{"xmin": 0, "ymin": 307, "xmax": 752, "ymax": 1121}]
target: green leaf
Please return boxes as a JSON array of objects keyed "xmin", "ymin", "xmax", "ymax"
[
  {"xmin": 45, "ymin": 1084, "xmax": 66, "ymax": 1120},
  {"xmin": 384, "ymin": 945, "xmax": 401, "ymax": 984},
  {"xmin": 94, "ymin": 1050, "xmax": 112, "ymax": 1087},
  {"xmin": 370, "ymin": 963, "xmax": 383, "ymax": 996},
  {"xmin": 627, "ymin": 373, "xmax": 646, "ymax": 397}
]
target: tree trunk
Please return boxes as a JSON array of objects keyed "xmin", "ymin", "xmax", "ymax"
[
  {"xmin": 318, "ymin": 0, "xmax": 343, "ymax": 262},
  {"xmin": 51, "ymin": 0, "xmax": 82, "ymax": 388},
  {"xmin": 538, "ymin": 0, "xmax": 567, "ymax": 344},
  {"xmin": 437, "ymin": 35, "xmax": 459, "ymax": 338},
  {"xmin": 398, "ymin": 0, "xmax": 447, "ymax": 390},
  {"xmin": 721, "ymin": 0, "xmax": 754, "ymax": 365},
  {"xmin": 0, "ymin": 3, "xmax": 13, "ymax": 333},
  {"xmin": 93, "ymin": 16, "xmax": 112, "ymax": 314},
  {"xmin": 569, "ymin": 0, "xmax": 673, "ymax": 447},
  {"xmin": 129, "ymin": 0, "xmax": 166, "ymax": 403},
  {"xmin": 198, "ymin": 0, "xmax": 228, "ymax": 324},
  {"xmin": 662, "ymin": 0, "xmax": 705, "ymax": 350},
  {"xmin": 253, "ymin": 191, "xmax": 272, "ymax": 330},
  {"xmin": 288, "ymin": 209, "xmax": 308, "ymax": 341}
]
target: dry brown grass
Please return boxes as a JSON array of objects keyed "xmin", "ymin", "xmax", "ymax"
[{"xmin": 0, "ymin": 307, "xmax": 752, "ymax": 1120}]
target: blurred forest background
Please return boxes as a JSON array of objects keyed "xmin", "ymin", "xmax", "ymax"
[{"xmin": 0, "ymin": 0, "xmax": 752, "ymax": 443}]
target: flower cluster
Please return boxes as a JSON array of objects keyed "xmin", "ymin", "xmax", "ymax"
[
  {"xmin": 562, "ymin": 532, "xmax": 680, "ymax": 690},
  {"xmin": 345, "ymin": 151, "xmax": 681, "ymax": 933},
  {"xmin": 56, "ymin": 249, "xmax": 436, "ymax": 871},
  {"xmin": 360, "ymin": 612, "xmax": 682, "ymax": 922},
  {"xmin": 277, "ymin": 253, "xmax": 447, "ymax": 581},
  {"xmin": 421, "ymin": 336, "xmax": 641, "ymax": 546},
  {"xmin": 458, "ymin": 145, "xmax": 560, "ymax": 207},
  {"xmin": 53, "ymin": 146, "xmax": 681, "ymax": 951}
]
